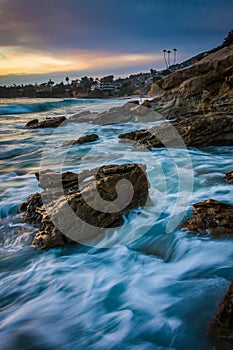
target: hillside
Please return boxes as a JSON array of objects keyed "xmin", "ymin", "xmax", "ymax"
[{"xmin": 148, "ymin": 44, "xmax": 233, "ymax": 119}]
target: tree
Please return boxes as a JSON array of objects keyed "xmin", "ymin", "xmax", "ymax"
[
  {"xmin": 173, "ymin": 48, "xmax": 177, "ymax": 65},
  {"xmin": 79, "ymin": 76, "xmax": 93, "ymax": 92},
  {"xmin": 100, "ymin": 75, "xmax": 114, "ymax": 83},
  {"xmin": 222, "ymin": 30, "xmax": 233, "ymax": 47},
  {"xmin": 163, "ymin": 49, "xmax": 168, "ymax": 68},
  {"xmin": 167, "ymin": 50, "xmax": 171, "ymax": 67},
  {"xmin": 48, "ymin": 79, "xmax": 54, "ymax": 86}
]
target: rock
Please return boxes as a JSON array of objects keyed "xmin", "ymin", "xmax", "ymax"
[
  {"xmin": 147, "ymin": 82, "xmax": 164, "ymax": 97},
  {"xmin": 209, "ymin": 282, "xmax": 233, "ymax": 345},
  {"xmin": 181, "ymin": 199, "xmax": 233, "ymax": 236},
  {"xmin": 142, "ymin": 100, "xmax": 152, "ymax": 108},
  {"xmin": 128, "ymin": 100, "xmax": 139, "ymax": 105},
  {"xmin": 22, "ymin": 193, "xmax": 44, "ymax": 224},
  {"xmin": 25, "ymin": 119, "xmax": 39, "ymax": 128},
  {"xmin": 21, "ymin": 164, "xmax": 150, "ymax": 249},
  {"xmin": 68, "ymin": 111, "xmax": 96, "ymax": 123},
  {"xmin": 225, "ymin": 170, "xmax": 233, "ymax": 184},
  {"xmin": 118, "ymin": 114, "xmax": 233, "ymax": 148},
  {"xmin": 62, "ymin": 134, "xmax": 99, "ymax": 147},
  {"xmin": 26, "ymin": 116, "xmax": 67, "ymax": 129},
  {"xmin": 146, "ymin": 45, "xmax": 233, "ymax": 119},
  {"xmin": 92, "ymin": 102, "xmax": 162, "ymax": 124}
]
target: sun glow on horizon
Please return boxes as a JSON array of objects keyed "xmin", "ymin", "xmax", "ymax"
[{"xmin": 0, "ymin": 46, "xmax": 162, "ymax": 77}]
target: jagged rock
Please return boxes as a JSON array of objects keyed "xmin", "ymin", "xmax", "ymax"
[
  {"xmin": 225, "ymin": 170, "xmax": 233, "ymax": 184},
  {"xmin": 62, "ymin": 134, "xmax": 99, "ymax": 147},
  {"xmin": 26, "ymin": 116, "xmax": 67, "ymax": 129},
  {"xmin": 25, "ymin": 119, "xmax": 39, "ymax": 128},
  {"xmin": 118, "ymin": 114, "xmax": 233, "ymax": 148},
  {"xmin": 209, "ymin": 282, "xmax": 233, "ymax": 346},
  {"xmin": 147, "ymin": 82, "xmax": 165, "ymax": 97},
  {"xmin": 19, "ymin": 193, "xmax": 43, "ymax": 224},
  {"xmin": 21, "ymin": 164, "xmax": 150, "ymax": 249},
  {"xmin": 147, "ymin": 45, "xmax": 233, "ymax": 119},
  {"xmin": 181, "ymin": 199, "xmax": 233, "ymax": 236}
]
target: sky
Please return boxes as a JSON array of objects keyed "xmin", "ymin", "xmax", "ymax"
[{"xmin": 0, "ymin": 0, "xmax": 232, "ymax": 85}]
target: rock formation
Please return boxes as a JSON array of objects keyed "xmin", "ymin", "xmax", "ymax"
[
  {"xmin": 148, "ymin": 45, "xmax": 233, "ymax": 119},
  {"xmin": 20, "ymin": 164, "xmax": 150, "ymax": 249},
  {"xmin": 209, "ymin": 282, "xmax": 233, "ymax": 347},
  {"xmin": 62, "ymin": 134, "xmax": 99, "ymax": 146},
  {"xmin": 181, "ymin": 199, "xmax": 233, "ymax": 237},
  {"xmin": 118, "ymin": 114, "xmax": 233, "ymax": 148},
  {"xmin": 26, "ymin": 116, "xmax": 67, "ymax": 129}
]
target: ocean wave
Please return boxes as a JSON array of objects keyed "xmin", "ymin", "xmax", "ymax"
[{"xmin": 0, "ymin": 99, "xmax": 96, "ymax": 115}]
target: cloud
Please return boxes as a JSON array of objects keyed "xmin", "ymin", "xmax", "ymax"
[
  {"xmin": 0, "ymin": 0, "xmax": 232, "ymax": 80},
  {"xmin": 1, "ymin": 0, "xmax": 232, "ymax": 52}
]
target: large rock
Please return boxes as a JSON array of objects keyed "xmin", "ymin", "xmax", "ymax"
[
  {"xmin": 209, "ymin": 282, "xmax": 233, "ymax": 346},
  {"xmin": 20, "ymin": 164, "xmax": 150, "ymax": 248},
  {"xmin": 118, "ymin": 114, "xmax": 233, "ymax": 148},
  {"xmin": 181, "ymin": 199, "xmax": 233, "ymax": 237},
  {"xmin": 148, "ymin": 45, "xmax": 233, "ymax": 119},
  {"xmin": 26, "ymin": 116, "xmax": 67, "ymax": 129},
  {"xmin": 90, "ymin": 103, "xmax": 160, "ymax": 124},
  {"xmin": 68, "ymin": 111, "xmax": 96, "ymax": 123},
  {"xmin": 62, "ymin": 134, "xmax": 99, "ymax": 146}
]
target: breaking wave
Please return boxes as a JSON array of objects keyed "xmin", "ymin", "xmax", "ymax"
[{"xmin": 0, "ymin": 99, "xmax": 97, "ymax": 115}]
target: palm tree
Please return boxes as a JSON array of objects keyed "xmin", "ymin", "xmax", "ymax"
[
  {"xmin": 167, "ymin": 50, "xmax": 171, "ymax": 67},
  {"xmin": 173, "ymin": 48, "xmax": 177, "ymax": 65},
  {"xmin": 163, "ymin": 49, "xmax": 168, "ymax": 69}
]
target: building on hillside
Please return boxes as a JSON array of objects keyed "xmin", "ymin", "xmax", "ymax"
[{"xmin": 92, "ymin": 82, "xmax": 122, "ymax": 91}]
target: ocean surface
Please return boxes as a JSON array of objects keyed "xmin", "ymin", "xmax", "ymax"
[{"xmin": 0, "ymin": 97, "xmax": 232, "ymax": 350}]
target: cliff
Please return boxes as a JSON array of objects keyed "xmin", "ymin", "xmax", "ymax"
[{"xmin": 148, "ymin": 44, "xmax": 233, "ymax": 119}]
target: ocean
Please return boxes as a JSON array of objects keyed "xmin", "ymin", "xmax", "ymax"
[{"xmin": 0, "ymin": 97, "xmax": 232, "ymax": 350}]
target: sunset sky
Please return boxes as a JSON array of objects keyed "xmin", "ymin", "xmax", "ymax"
[{"xmin": 0, "ymin": 0, "xmax": 232, "ymax": 85}]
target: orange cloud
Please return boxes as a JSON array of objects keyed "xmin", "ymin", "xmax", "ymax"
[{"xmin": 0, "ymin": 46, "xmax": 162, "ymax": 76}]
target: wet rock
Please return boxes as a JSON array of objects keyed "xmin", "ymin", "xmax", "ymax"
[
  {"xmin": 26, "ymin": 116, "xmax": 67, "ymax": 129},
  {"xmin": 225, "ymin": 170, "xmax": 233, "ymax": 184},
  {"xmin": 62, "ymin": 134, "xmax": 99, "ymax": 147},
  {"xmin": 68, "ymin": 111, "xmax": 96, "ymax": 123},
  {"xmin": 19, "ymin": 193, "xmax": 43, "ymax": 224},
  {"xmin": 92, "ymin": 103, "xmax": 161, "ymax": 124},
  {"xmin": 181, "ymin": 199, "xmax": 233, "ymax": 236},
  {"xmin": 21, "ymin": 164, "xmax": 150, "ymax": 249},
  {"xmin": 209, "ymin": 282, "xmax": 233, "ymax": 345},
  {"xmin": 118, "ymin": 114, "xmax": 233, "ymax": 148},
  {"xmin": 25, "ymin": 119, "xmax": 39, "ymax": 128},
  {"xmin": 128, "ymin": 100, "xmax": 139, "ymax": 105}
]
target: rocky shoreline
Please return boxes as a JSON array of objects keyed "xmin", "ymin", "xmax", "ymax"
[{"xmin": 20, "ymin": 40, "xmax": 233, "ymax": 346}]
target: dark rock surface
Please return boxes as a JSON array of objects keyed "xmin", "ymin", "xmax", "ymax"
[
  {"xmin": 209, "ymin": 282, "xmax": 233, "ymax": 346},
  {"xmin": 26, "ymin": 116, "xmax": 67, "ymax": 129},
  {"xmin": 226, "ymin": 170, "xmax": 233, "ymax": 184},
  {"xmin": 181, "ymin": 199, "xmax": 233, "ymax": 236},
  {"xmin": 62, "ymin": 134, "xmax": 99, "ymax": 147},
  {"xmin": 21, "ymin": 164, "xmax": 150, "ymax": 249},
  {"xmin": 118, "ymin": 115, "xmax": 233, "ymax": 148}
]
